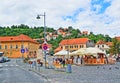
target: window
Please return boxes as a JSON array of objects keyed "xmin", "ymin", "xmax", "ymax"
[
  {"xmin": 76, "ymin": 45, "xmax": 78, "ymax": 48},
  {"xmin": 74, "ymin": 45, "xmax": 76, "ymax": 48},
  {"xmin": 71, "ymin": 46, "xmax": 73, "ymax": 48},
  {"xmin": 21, "ymin": 45, "xmax": 24, "ymax": 48},
  {"xmin": 102, "ymin": 45, "xmax": 104, "ymax": 47},
  {"xmin": 82, "ymin": 45, "xmax": 84, "ymax": 48},
  {"xmin": 80, "ymin": 45, "xmax": 81, "ymax": 48},
  {"xmin": 80, "ymin": 45, "xmax": 83, "ymax": 48},
  {"xmin": 98, "ymin": 45, "xmax": 99, "ymax": 48},
  {"xmin": 16, "ymin": 45, "xmax": 18, "ymax": 49},
  {"xmin": 10, "ymin": 45, "xmax": 12, "ymax": 49},
  {"xmin": 65, "ymin": 46, "xmax": 68, "ymax": 49},
  {"xmin": 0, "ymin": 45, "xmax": 1, "ymax": 49},
  {"xmin": 5, "ymin": 45, "xmax": 7, "ymax": 49}
]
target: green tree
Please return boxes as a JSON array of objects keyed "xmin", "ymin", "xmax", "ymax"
[
  {"xmin": 71, "ymin": 29, "xmax": 79, "ymax": 38},
  {"xmin": 104, "ymin": 35, "xmax": 112, "ymax": 42},
  {"xmin": 109, "ymin": 38, "xmax": 120, "ymax": 56}
]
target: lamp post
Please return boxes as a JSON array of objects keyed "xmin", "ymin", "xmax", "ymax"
[
  {"xmin": 22, "ymin": 37, "xmax": 24, "ymax": 59},
  {"xmin": 36, "ymin": 12, "xmax": 47, "ymax": 68},
  {"xmin": 67, "ymin": 29, "xmax": 70, "ymax": 59}
]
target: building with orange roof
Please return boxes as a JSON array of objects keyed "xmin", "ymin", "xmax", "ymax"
[
  {"xmin": 95, "ymin": 40, "xmax": 110, "ymax": 53},
  {"xmin": 54, "ymin": 46, "xmax": 62, "ymax": 53},
  {"xmin": 0, "ymin": 34, "xmax": 39, "ymax": 58},
  {"xmin": 106, "ymin": 42, "xmax": 113, "ymax": 47},
  {"xmin": 82, "ymin": 31, "xmax": 89, "ymax": 35},
  {"xmin": 54, "ymin": 38, "xmax": 94, "ymax": 52},
  {"xmin": 57, "ymin": 29, "xmax": 64, "ymax": 35},
  {"xmin": 53, "ymin": 34, "xmax": 58, "ymax": 40}
]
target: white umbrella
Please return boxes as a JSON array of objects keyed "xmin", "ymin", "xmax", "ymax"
[
  {"xmin": 54, "ymin": 50, "xmax": 71, "ymax": 56},
  {"xmin": 70, "ymin": 48, "xmax": 86, "ymax": 56},
  {"xmin": 85, "ymin": 47, "xmax": 105, "ymax": 55},
  {"xmin": 70, "ymin": 47, "xmax": 105, "ymax": 56}
]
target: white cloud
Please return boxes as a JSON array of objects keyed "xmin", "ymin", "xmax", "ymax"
[{"xmin": 0, "ymin": 0, "xmax": 120, "ymax": 37}]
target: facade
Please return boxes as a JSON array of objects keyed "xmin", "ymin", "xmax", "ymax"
[
  {"xmin": 95, "ymin": 40, "xmax": 110, "ymax": 53},
  {"xmin": 82, "ymin": 31, "xmax": 89, "ymax": 35},
  {"xmin": 0, "ymin": 34, "xmax": 39, "ymax": 58},
  {"xmin": 55, "ymin": 38, "xmax": 94, "ymax": 52}
]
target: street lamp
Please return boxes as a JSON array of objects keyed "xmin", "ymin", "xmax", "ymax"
[
  {"xmin": 21, "ymin": 37, "xmax": 24, "ymax": 59},
  {"xmin": 36, "ymin": 12, "xmax": 47, "ymax": 68}
]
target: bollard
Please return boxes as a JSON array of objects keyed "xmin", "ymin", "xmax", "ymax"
[
  {"xmin": 16, "ymin": 59, "xmax": 17, "ymax": 63},
  {"xmin": 37, "ymin": 64, "xmax": 40, "ymax": 72},
  {"xmin": 32, "ymin": 61, "xmax": 36, "ymax": 70},
  {"xmin": 29, "ymin": 64, "xmax": 31, "ymax": 68},
  {"xmin": 66, "ymin": 64, "xmax": 72, "ymax": 73}
]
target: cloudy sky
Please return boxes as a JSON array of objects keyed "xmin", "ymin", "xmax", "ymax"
[{"xmin": 0, "ymin": 0, "xmax": 120, "ymax": 37}]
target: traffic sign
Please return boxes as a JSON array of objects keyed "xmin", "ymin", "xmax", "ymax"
[
  {"xmin": 21, "ymin": 49, "xmax": 25, "ymax": 53},
  {"xmin": 43, "ymin": 43, "xmax": 48, "ymax": 50}
]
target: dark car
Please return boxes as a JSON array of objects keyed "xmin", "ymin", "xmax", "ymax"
[
  {"xmin": 0, "ymin": 57, "xmax": 4, "ymax": 63},
  {"xmin": 3, "ymin": 57, "xmax": 10, "ymax": 62}
]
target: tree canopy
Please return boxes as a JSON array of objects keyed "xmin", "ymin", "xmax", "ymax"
[{"xmin": 0, "ymin": 24, "xmax": 113, "ymax": 51}]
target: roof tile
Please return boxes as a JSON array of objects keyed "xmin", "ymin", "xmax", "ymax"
[
  {"xmin": 0, "ymin": 34, "xmax": 38, "ymax": 43},
  {"xmin": 60, "ymin": 38, "xmax": 89, "ymax": 45}
]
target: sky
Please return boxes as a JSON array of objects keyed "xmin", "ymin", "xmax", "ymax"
[{"xmin": 0, "ymin": 0, "xmax": 120, "ymax": 37}]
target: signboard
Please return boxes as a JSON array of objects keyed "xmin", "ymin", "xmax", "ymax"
[
  {"xmin": 21, "ymin": 49, "xmax": 25, "ymax": 53},
  {"xmin": 42, "ymin": 43, "xmax": 48, "ymax": 50}
]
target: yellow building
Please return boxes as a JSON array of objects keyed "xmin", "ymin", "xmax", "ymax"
[
  {"xmin": 0, "ymin": 34, "xmax": 39, "ymax": 58},
  {"xmin": 54, "ymin": 38, "xmax": 95, "ymax": 52}
]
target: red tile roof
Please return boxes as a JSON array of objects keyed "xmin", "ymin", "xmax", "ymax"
[
  {"xmin": 96, "ymin": 40, "xmax": 106, "ymax": 44},
  {"xmin": 60, "ymin": 38, "xmax": 89, "ymax": 45},
  {"xmin": 0, "ymin": 34, "xmax": 38, "ymax": 43},
  {"xmin": 106, "ymin": 42, "xmax": 113, "ymax": 47},
  {"xmin": 54, "ymin": 46, "xmax": 62, "ymax": 53}
]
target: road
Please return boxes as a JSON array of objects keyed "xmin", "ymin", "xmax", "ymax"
[{"xmin": 0, "ymin": 60, "xmax": 48, "ymax": 83}]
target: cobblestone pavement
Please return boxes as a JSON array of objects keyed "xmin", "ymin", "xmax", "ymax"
[
  {"xmin": 17, "ymin": 59, "xmax": 120, "ymax": 83},
  {"xmin": 39, "ymin": 63, "xmax": 120, "ymax": 83}
]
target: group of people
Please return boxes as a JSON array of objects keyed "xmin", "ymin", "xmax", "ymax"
[
  {"xmin": 50, "ymin": 55, "xmax": 83, "ymax": 68},
  {"xmin": 53, "ymin": 58, "xmax": 71, "ymax": 67}
]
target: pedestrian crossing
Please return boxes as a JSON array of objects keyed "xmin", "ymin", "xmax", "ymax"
[{"xmin": 0, "ymin": 64, "xmax": 19, "ymax": 67}]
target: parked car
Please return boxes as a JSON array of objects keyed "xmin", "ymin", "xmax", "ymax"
[
  {"xmin": 3, "ymin": 57, "xmax": 10, "ymax": 62},
  {"xmin": 0, "ymin": 57, "xmax": 4, "ymax": 63}
]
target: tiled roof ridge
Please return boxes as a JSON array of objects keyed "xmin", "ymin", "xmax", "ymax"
[
  {"xmin": 96, "ymin": 40, "xmax": 106, "ymax": 44},
  {"xmin": 0, "ymin": 34, "xmax": 38, "ymax": 43},
  {"xmin": 60, "ymin": 38, "xmax": 89, "ymax": 45}
]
